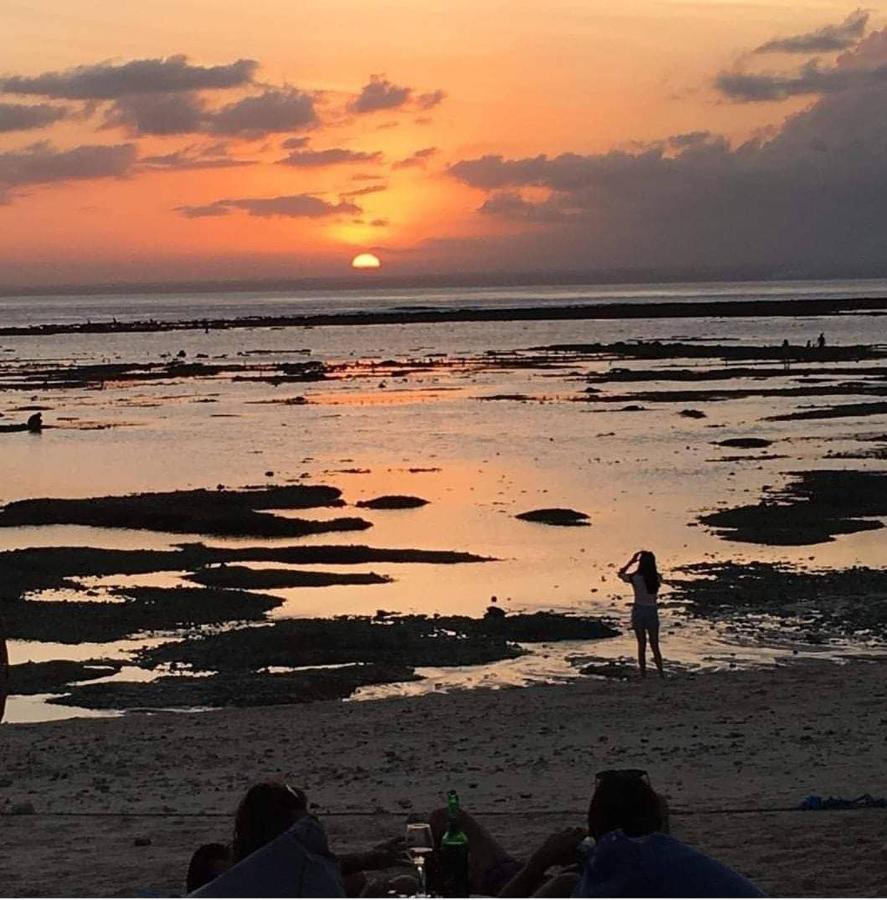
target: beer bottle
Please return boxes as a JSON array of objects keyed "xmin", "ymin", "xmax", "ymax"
[{"xmin": 440, "ymin": 789, "xmax": 470, "ymax": 897}]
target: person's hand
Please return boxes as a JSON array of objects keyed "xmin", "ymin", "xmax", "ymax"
[
  {"xmin": 529, "ymin": 827, "xmax": 587, "ymax": 871},
  {"xmin": 370, "ymin": 836, "xmax": 411, "ymax": 868}
]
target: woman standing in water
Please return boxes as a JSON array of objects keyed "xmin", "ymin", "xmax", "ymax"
[{"xmin": 618, "ymin": 550, "xmax": 664, "ymax": 678}]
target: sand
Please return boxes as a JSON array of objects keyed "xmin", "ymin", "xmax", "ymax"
[{"xmin": 2, "ymin": 659, "xmax": 886, "ymax": 897}]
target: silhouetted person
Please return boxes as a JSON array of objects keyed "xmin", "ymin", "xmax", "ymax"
[
  {"xmin": 26, "ymin": 412, "xmax": 42, "ymax": 433},
  {"xmin": 499, "ymin": 771, "xmax": 762, "ymax": 897},
  {"xmin": 193, "ymin": 782, "xmax": 345, "ymax": 897},
  {"xmin": 0, "ymin": 622, "xmax": 8, "ymax": 724},
  {"xmin": 817, "ymin": 332, "xmax": 826, "ymax": 349},
  {"xmin": 186, "ymin": 843, "xmax": 232, "ymax": 894},
  {"xmin": 193, "ymin": 782, "xmax": 406, "ymax": 897},
  {"xmin": 618, "ymin": 550, "xmax": 664, "ymax": 678},
  {"xmin": 232, "ymin": 783, "xmax": 308, "ymax": 863},
  {"xmin": 781, "ymin": 339, "xmax": 791, "ymax": 371}
]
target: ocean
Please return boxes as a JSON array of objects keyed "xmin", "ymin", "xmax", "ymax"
[{"xmin": 3, "ymin": 277, "xmax": 886, "ymax": 722}]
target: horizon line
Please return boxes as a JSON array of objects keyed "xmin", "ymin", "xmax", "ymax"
[{"xmin": 7, "ymin": 263, "xmax": 887, "ymax": 298}]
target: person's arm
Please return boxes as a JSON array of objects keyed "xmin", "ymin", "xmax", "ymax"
[
  {"xmin": 498, "ymin": 828, "xmax": 585, "ymax": 897},
  {"xmin": 617, "ymin": 552, "xmax": 640, "ymax": 583},
  {"xmin": 337, "ymin": 837, "xmax": 408, "ymax": 875}
]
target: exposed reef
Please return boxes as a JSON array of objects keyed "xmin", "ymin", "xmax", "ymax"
[
  {"xmin": 136, "ymin": 612, "xmax": 619, "ymax": 673},
  {"xmin": 0, "ymin": 485, "xmax": 369, "ymax": 539},
  {"xmin": 187, "ymin": 566, "xmax": 392, "ymax": 590},
  {"xmin": 3, "ymin": 587, "xmax": 283, "ymax": 643},
  {"xmin": 515, "ymin": 508, "xmax": 590, "ymax": 526},
  {"xmin": 669, "ymin": 561, "xmax": 887, "ymax": 642},
  {"xmin": 699, "ymin": 469, "xmax": 887, "ymax": 545},
  {"xmin": 355, "ymin": 495, "xmax": 430, "ymax": 509},
  {"xmin": 48, "ymin": 664, "xmax": 418, "ymax": 710}
]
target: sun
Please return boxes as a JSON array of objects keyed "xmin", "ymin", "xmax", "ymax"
[{"xmin": 351, "ymin": 252, "xmax": 381, "ymax": 270}]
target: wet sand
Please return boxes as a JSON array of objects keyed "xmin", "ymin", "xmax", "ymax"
[{"xmin": 1, "ymin": 660, "xmax": 886, "ymax": 897}]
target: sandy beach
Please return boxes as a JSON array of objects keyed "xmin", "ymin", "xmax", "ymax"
[{"xmin": 2, "ymin": 659, "xmax": 886, "ymax": 897}]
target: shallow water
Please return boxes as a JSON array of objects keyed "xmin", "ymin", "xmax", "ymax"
[{"xmin": 3, "ymin": 280, "xmax": 887, "ymax": 722}]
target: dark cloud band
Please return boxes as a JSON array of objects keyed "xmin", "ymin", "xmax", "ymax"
[
  {"xmin": 177, "ymin": 193, "xmax": 360, "ymax": 218},
  {"xmin": 0, "ymin": 142, "xmax": 136, "ymax": 188},
  {"xmin": 0, "ymin": 56, "xmax": 256, "ymax": 100},
  {"xmin": 0, "ymin": 102, "xmax": 68, "ymax": 133},
  {"xmin": 755, "ymin": 9, "xmax": 868, "ymax": 54}
]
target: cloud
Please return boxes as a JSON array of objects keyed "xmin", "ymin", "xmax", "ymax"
[
  {"xmin": 416, "ymin": 89, "xmax": 446, "ymax": 110},
  {"xmin": 140, "ymin": 144, "xmax": 254, "ymax": 171},
  {"xmin": 715, "ymin": 58, "xmax": 887, "ymax": 101},
  {"xmin": 392, "ymin": 146, "xmax": 438, "ymax": 169},
  {"xmin": 101, "ymin": 86, "xmax": 316, "ymax": 138},
  {"xmin": 207, "ymin": 87, "xmax": 316, "ymax": 136},
  {"xmin": 477, "ymin": 190, "xmax": 568, "ymax": 221},
  {"xmin": 444, "ymin": 31, "xmax": 887, "ymax": 275},
  {"xmin": 103, "ymin": 92, "xmax": 205, "ymax": 135},
  {"xmin": 0, "ymin": 102, "xmax": 68, "ymax": 132},
  {"xmin": 755, "ymin": 9, "xmax": 868, "ymax": 54},
  {"xmin": 341, "ymin": 183, "xmax": 387, "ymax": 197},
  {"xmin": 0, "ymin": 56, "xmax": 256, "ymax": 99},
  {"xmin": 350, "ymin": 75, "xmax": 412, "ymax": 113},
  {"xmin": 281, "ymin": 135, "xmax": 310, "ymax": 149},
  {"xmin": 176, "ymin": 193, "xmax": 360, "ymax": 218},
  {"xmin": 277, "ymin": 147, "xmax": 382, "ymax": 167},
  {"xmin": 0, "ymin": 141, "xmax": 136, "ymax": 190},
  {"xmin": 370, "ymin": 218, "xmax": 389, "ymax": 227},
  {"xmin": 718, "ymin": 24, "xmax": 887, "ymax": 102}
]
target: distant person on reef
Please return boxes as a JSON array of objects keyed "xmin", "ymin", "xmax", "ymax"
[
  {"xmin": 817, "ymin": 332, "xmax": 826, "ymax": 349},
  {"xmin": 781, "ymin": 338, "xmax": 791, "ymax": 371},
  {"xmin": 0, "ymin": 624, "xmax": 8, "ymax": 723},
  {"xmin": 617, "ymin": 551, "xmax": 664, "ymax": 678}
]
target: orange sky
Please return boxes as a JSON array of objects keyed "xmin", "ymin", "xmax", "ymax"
[{"xmin": 0, "ymin": 1, "xmax": 877, "ymax": 286}]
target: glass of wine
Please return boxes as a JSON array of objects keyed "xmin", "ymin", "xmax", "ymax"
[{"xmin": 405, "ymin": 821, "xmax": 434, "ymax": 897}]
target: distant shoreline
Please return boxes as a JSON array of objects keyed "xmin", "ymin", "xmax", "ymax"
[{"xmin": 4, "ymin": 295, "xmax": 887, "ymax": 336}]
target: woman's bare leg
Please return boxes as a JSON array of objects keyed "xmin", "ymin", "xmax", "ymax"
[
  {"xmin": 648, "ymin": 625, "xmax": 664, "ymax": 678},
  {"xmin": 429, "ymin": 807, "xmax": 515, "ymax": 894},
  {"xmin": 532, "ymin": 872, "xmax": 580, "ymax": 897},
  {"xmin": 634, "ymin": 626, "xmax": 647, "ymax": 677}
]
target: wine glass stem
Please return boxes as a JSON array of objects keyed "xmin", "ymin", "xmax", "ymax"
[{"xmin": 416, "ymin": 859, "xmax": 426, "ymax": 896}]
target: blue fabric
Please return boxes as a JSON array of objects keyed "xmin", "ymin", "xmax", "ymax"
[
  {"xmin": 800, "ymin": 794, "xmax": 886, "ymax": 810},
  {"xmin": 573, "ymin": 831, "xmax": 765, "ymax": 898},
  {"xmin": 191, "ymin": 816, "xmax": 345, "ymax": 898}
]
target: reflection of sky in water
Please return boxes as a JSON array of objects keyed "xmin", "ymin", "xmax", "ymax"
[{"xmin": 2, "ymin": 298, "xmax": 887, "ymax": 721}]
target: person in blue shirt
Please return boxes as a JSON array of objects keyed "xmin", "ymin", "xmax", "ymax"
[
  {"xmin": 499, "ymin": 770, "xmax": 764, "ymax": 897},
  {"xmin": 574, "ymin": 771, "xmax": 764, "ymax": 897}
]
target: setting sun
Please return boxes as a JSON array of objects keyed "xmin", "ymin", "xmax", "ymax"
[{"xmin": 351, "ymin": 252, "xmax": 381, "ymax": 269}]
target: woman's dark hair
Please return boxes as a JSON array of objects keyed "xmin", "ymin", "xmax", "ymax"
[
  {"xmin": 587, "ymin": 774, "xmax": 663, "ymax": 839},
  {"xmin": 186, "ymin": 842, "xmax": 231, "ymax": 894},
  {"xmin": 637, "ymin": 551, "xmax": 660, "ymax": 595},
  {"xmin": 232, "ymin": 782, "xmax": 308, "ymax": 862}
]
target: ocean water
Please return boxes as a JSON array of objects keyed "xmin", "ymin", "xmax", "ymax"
[
  {"xmin": 3, "ymin": 278, "xmax": 886, "ymax": 722},
  {"xmin": 4, "ymin": 276, "xmax": 887, "ymax": 327}
]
